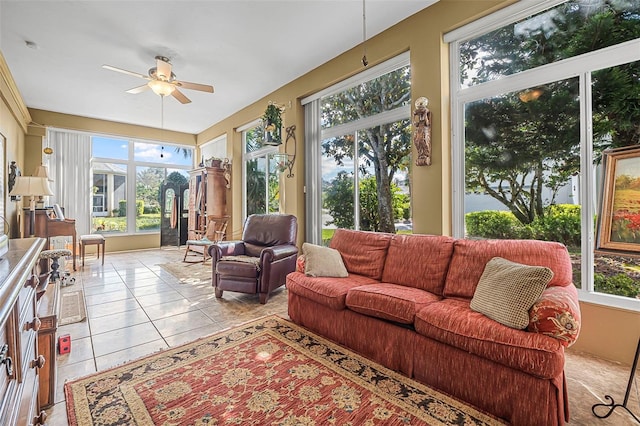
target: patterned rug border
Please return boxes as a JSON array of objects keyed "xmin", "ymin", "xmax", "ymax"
[{"xmin": 65, "ymin": 315, "xmax": 506, "ymax": 426}]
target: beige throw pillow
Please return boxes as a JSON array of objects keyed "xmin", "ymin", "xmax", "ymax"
[
  {"xmin": 302, "ymin": 243, "xmax": 348, "ymax": 278},
  {"xmin": 470, "ymin": 257, "xmax": 553, "ymax": 329}
]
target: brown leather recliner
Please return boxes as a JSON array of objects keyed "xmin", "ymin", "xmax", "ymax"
[{"xmin": 209, "ymin": 214, "xmax": 298, "ymax": 304}]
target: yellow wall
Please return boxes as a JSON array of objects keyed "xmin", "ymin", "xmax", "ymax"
[
  {"xmin": 0, "ymin": 52, "xmax": 30, "ymax": 238},
  {"xmin": 1, "ymin": 1, "xmax": 638, "ymax": 365},
  {"xmin": 572, "ymin": 302, "xmax": 640, "ymax": 365}
]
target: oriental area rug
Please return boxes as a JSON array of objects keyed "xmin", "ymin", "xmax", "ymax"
[{"xmin": 65, "ymin": 316, "xmax": 505, "ymax": 426}]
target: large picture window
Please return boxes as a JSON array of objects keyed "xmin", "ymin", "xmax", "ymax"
[
  {"xmin": 91, "ymin": 136, "xmax": 193, "ymax": 234},
  {"xmin": 448, "ymin": 0, "xmax": 640, "ymax": 309}
]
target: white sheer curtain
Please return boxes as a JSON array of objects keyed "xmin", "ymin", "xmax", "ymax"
[{"xmin": 45, "ymin": 129, "xmax": 92, "ymax": 235}]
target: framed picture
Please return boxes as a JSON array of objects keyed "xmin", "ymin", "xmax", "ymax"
[{"xmin": 597, "ymin": 145, "xmax": 640, "ymax": 253}]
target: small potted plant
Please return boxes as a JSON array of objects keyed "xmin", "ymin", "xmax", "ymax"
[{"xmin": 262, "ymin": 104, "xmax": 283, "ymax": 145}]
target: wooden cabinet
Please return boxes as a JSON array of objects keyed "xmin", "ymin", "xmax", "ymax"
[
  {"xmin": 23, "ymin": 208, "xmax": 77, "ymax": 271},
  {"xmin": 0, "ymin": 238, "xmax": 47, "ymax": 426},
  {"xmin": 187, "ymin": 166, "xmax": 229, "ymax": 252}
]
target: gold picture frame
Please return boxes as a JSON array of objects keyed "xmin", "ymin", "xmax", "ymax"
[{"xmin": 597, "ymin": 145, "xmax": 640, "ymax": 253}]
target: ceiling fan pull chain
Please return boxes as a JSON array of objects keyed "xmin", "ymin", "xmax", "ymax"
[{"xmin": 160, "ymin": 96, "xmax": 165, "ymax": 158}]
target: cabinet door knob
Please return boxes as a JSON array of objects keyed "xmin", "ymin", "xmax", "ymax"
[
  {"xmin": 24, "ymin": 274, "xmax": 38, "ymax": 289},
  {"xmin": 33, "ymin": 410, "xmax": 47, "ymax": 425},
  {"xmin": 30, "ymin": 354, "xmax": 45, "ymax": 369},
  {"xmin": 25, "ymin": 317, "xmax": 42, "ymax": 332}
]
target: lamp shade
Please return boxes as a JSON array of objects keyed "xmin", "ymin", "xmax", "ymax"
[
  {"xmin": 33, "ymin": 165, "xmax": 53, "ymax": 181},
  {"xmin": 9, "ymin": 176, "xmax": 54, "ymax": 197}
]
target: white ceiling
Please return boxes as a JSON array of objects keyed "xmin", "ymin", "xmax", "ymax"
[{"xmin": 1, "ymin": 1, "xmax": 437, "ymax": 135}]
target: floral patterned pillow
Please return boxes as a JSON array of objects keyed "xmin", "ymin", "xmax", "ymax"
[
  {"xmin": 528, "ymin": 285, "xmax": 581, "ymax": 347},
  {"xmin": 296, "ymin": 255, "xmax": 306, "ymax": 273}
]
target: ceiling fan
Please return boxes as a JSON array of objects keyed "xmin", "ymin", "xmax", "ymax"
[{"xmin": 102, "ymin": 55, "xmax": 214, "ymax": 104}]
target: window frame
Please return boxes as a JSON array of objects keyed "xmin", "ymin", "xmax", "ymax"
[
  {"xmin": 303, "ymin": 53, "xmax": 411, "ymax": 244},
  {"xmin": 240, "ymin": 120, "xmax": 279, "ymax": 222},
  {"xmin": 448, "ymin": 0, "xmax": 640, "ymax": 311}
]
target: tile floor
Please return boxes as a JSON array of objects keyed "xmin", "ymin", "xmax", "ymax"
[{"xmin": 45, "ymin": 247, "xmax": 637, "ymax": 425}]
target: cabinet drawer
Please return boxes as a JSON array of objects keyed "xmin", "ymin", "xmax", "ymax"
[
  {"xmin": 17, "ymin": 275, "xmax": 37, "ymax": 318},
  {"xmin": 15, "ymin": 354, "xmax": 39, "ymax": 426},
  {"xmin": 18, "ymin": 300, "xmax": 37, "ymax": 378}
]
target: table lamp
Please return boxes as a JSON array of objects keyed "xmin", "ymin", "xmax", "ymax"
[{"xmin": 9, "ymin": 176, "xmax": 54, "ymax": 237}]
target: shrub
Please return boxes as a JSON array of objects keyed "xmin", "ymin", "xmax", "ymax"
[
  {"xmin": 136, "ymin": 200, "xmax": 144, "ymax": 216},
  {"xmin": 594, "ymin": 273, "xmax": 640, "ymax": 298},
  {"xmin": 465, "ymin": 211, "xmax": 528, "ymax": 239},
  {"xmin": 118, "ymin": 200, "xmax": 126, "ymax": 217},
  {"xmin": 143, "ymin": 205, "xmax": 160, "ymax": 214},
  {"xmin": 531, "ymin": 204, "xmax": 581, "ymax": 248}
]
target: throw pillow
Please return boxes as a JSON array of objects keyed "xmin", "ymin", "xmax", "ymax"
[
  {"xmin": 470, "ymin": 257, "xmax": 554, "ymax": 329},
  {"xmin": 302, "ymin": 243, "xmax": 348, "ymax": 278}
]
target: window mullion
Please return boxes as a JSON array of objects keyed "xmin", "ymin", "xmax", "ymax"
[{"xmin": 580, "ymin": 72, "xmax": 595, "ymax": 294}]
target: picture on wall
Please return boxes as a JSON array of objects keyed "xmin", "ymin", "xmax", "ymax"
[{"xmin": 597, "ymin": 145, "xmax": 640, "ymax": 253}]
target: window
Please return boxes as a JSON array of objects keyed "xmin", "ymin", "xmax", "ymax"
[
  {"xmin": 241, "ymin": 122, "xmax": 281, "ymax": 220},
  {"xmin": 91, "ymin": 137, "xmax": 193, "ymax": 234},
  {"xmin": 304, "ymin": 52, "xmax": 412, "ymax": 245},
  {"xmin": 449, "ymin": 0, "xmax": 640, "ymax": 309}
]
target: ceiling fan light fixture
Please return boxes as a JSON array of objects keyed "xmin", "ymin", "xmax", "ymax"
[{"xmin": 149, "ymin": 80, "xmax": 175, "ymax": 97}]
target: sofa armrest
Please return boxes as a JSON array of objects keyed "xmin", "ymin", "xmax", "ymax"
[
  {"xmin": 261, "ymin": 244, "xmax": 299, "ymax": 262},
  {"xmin": 209, "ymin": 241, "xmax": 246, "ymax": 261},
  {"xmin": 528, "ymin": 284, "xmax": 581, "ymax": 347}
]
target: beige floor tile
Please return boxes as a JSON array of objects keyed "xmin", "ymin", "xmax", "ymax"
[
  {"xmin": 88, "ymin": 307, "xmax": 150, "ymax": 335},
  {"xmin": 86, "ymin": 298, "xmax": 142, "ymax": 318},
  {"xmin": 84, "ymin": 288, "xmax": 133, "ymax": 306},
  {"xmin": 128, "ymin": 283, "xmax": 175, "ymax": 297},
  {"xmin": 91, "ymin": 322, "xmax": 161, "ymax": 357},
  {"xmin": 46, "ymin": 401, "xmax": 69, "ymax": 426},
  {"xmin": 82, "ymin": 282, "xmax": 128, "ymax": 296},
  {"xmin": 57, "ymin": 320, "xmax": 90, "ymax": 340},
  {"xmin": 152, "ymin": 310, "xmax": 216, "ymax": 338},
  {"xmin": 135, "ymin": 289, "xmax": 187, "ymax": 307},
  {"xmin": 142, "ymin": 298, "xmax": 201, "ymax": 321}
]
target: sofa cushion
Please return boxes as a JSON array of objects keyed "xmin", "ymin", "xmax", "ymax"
[
  {"xmin": 381, "ymin": 234, "xmax": 454, "ymax": 294},
  {"xmin": 302, "ymin": 243, "xmax": 348, "ymax": 277},
  {"xmin": 286, "ymin": 271, "xmax": 378, "ymax": 310},
  {"xmin": 528, "ymin": 285, "xmax": 581, "ymax": 347},
  {"xmin": 329, "ymin": 229, "xmax": 392, "ymax": 280},
  {"xmin": 444, "ymin": 239, "xmax": 573, "ymax": 300},
  {"xmin": 346, "ymin": 283, "xmax": 441, "ymax": 324},
  {"xmin": 414, "ymin": 299, "xmax": 565, "ymax": 379},
  {"xmin": 470, "ymin": 257, "xmax": 553, "ymax": 329}
]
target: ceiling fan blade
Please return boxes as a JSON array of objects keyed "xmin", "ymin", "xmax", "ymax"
[
  {"xmin": 176, "ymin": 80, "xmax": 214, "ymax": 93},
  {"xmin": 126, "ymin": 84, "xmax": 150, "ymax": 94},
  {"xmin": 171, "ymin": 88, "xmax": 191, "ymax": 104},
  {"xmin": 102, "ymin": 64, "xmax": 148, "ymax": 79},
  {"xmin": 156, "ymin": 56, "xmax": 172, "ymax": 80}
]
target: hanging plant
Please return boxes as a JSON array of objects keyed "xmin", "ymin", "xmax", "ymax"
[{"xmin": 262, "ymin": 103, "xmax": 283, "ymax": 145}]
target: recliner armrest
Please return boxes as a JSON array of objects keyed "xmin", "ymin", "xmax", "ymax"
[
  {"xmin": 261, "ymin": 244, "xmax": 299, "ymax": 262},
  {"xmin": 209, "ymin": 241, "xmax": 245, "ymax": 260}
]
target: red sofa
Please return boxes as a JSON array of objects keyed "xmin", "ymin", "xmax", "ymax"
[{"xmin": 287, "ymin": 229, "xmax": 581, "ymax": 425}]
